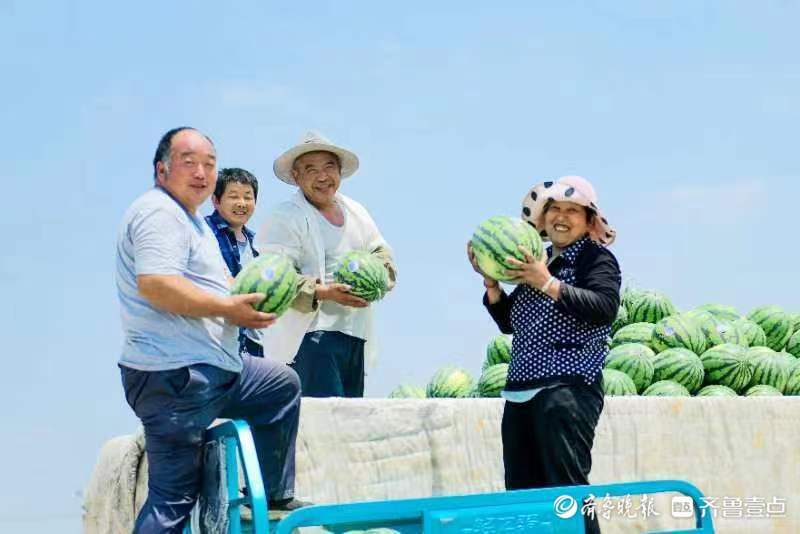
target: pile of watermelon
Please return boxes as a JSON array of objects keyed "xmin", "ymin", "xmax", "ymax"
[
  {"xmin": 603, "ymin": 288, "xmax": 800, "ymax": 397},
  {"xmin": 389, "ymin": 335, "xmax": 512, "ymax": 399}
]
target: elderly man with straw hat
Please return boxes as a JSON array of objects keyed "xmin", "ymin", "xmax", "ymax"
[{"xmin": 255, "ymin": 131, "xmax": 397, "ymax": 398}]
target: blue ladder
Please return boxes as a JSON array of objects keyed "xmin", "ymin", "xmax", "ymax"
[
  {"xmin": 189, "ymin": 420, "xmax": 715, "ymax": 534},
  {"xmin": 184, "ymin": 419, "xmax": 269, "ymax": 534}
]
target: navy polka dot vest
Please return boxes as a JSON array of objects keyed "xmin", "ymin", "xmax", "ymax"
[{"xmin": 506, "ymin": 237, "xmax": 610, "ymax": 389}]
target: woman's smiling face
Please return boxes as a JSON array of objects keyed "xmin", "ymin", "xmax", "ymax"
[{"xmin": 543, "ymin": 200, "xmax": 591, "ymax": 247}]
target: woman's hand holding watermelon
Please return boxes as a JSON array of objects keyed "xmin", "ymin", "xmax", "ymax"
[
  {"xmin": 467, "ymin": 242, "xmax": 504, "ymax": 304},
  {"xmin": 505, "ymin": 246, "xmax": 561, "ymax": 300}
]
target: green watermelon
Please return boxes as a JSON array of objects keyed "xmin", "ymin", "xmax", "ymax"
[
  {"xmin": 651, "ymin": 348, "xmax": 705, "ymax": 394},
  {"xmin": 387, "ymin": 384, "xmax": 426, "ymax": 399},
  {"xmin": 611, "ymin": 323, "xmax": 656, "ymax": 350},
  {"xmin": 732, "ymin": 318, "xmax": 768, "ymax": 347},
  {"xmin": 621, "ymin": 286, "xmax": 647, "ymax": 314},
  {"xmin": 470, "ymin": 216, "xmax": 544, "ymax": 283},
  {"xmin": 602, "ymin": 369, "xmax": 637, "ymax": 396},
  {"xmin": 747, "ymin": 305, "xmax": 793, "ymax": 351},
  {"xmin": 426, "ymin": 366, "xmax": 474, "ymax": 398},
  {"xmin": 231, "ymin": 252, "xmax": 300, "ymax": 316},
  {"xmin": 651, "ymin": 315, "xmax": 707, "ymax": 355},
  {"xmin": 484, "ymin": 334, "xmax": 512, "ymax": 369},
  {"xmin": 333, "ymin": 250, "xmax": 389, "ymax": 302},
  {"xmin": 604, "ymin": 343, "xmax": 655, "ymax": 393},
  {"xmin": 695, "ymin": 304, "xmax": 740, "ymax": 322},
  {"xmin": 744, "ymin": 385, "xmax": 783, "ymax": 397},
  {"xmin": 790, "ymin": 312, "xmax": 800, "ymax": 334},
  {"xmin": 746, "ymin": 347, "xmax": 790, "ymax": 393},
  {"xmin": 699, "ymin": 344, "xmax": 752, "ymax": 394},
  {"xmin": 785, "ymin": 330, "xmax": 800, "ymax": 358},
  {"xmin": 691, "ymin": 312, "xmax": 748, "ymax": 348},
  {"xmin": 477, "ymin": 363, "xmax": 509, "ymax": 397},
  {"xmin": 626, "ymin": 290, "xmax": 678, "ymax": 324},
  {"xmin": 611, "ymin": 305, "xmax": 629, "ymax": 336},
  {"xmin": 785, "ymin": 367, "xmax": 800, "ymax": 396},
  {"xmin": 642, "ymin": 380, "xmax": 691, "ymax": 397},
  {"xmin": 695, "ymin": 385, "xmax": 738, "ymax": 397}
]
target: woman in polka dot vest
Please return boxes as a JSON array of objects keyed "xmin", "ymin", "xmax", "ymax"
[{"xmin": 468, "ymin": 175, "xmax": 621, "ymax": 534}]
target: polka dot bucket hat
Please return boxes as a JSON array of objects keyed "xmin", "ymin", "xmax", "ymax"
[{"xmin": 521, "ymin": 175, "xmax": 617, "ymax": 246}]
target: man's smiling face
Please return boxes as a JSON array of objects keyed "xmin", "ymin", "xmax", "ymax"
[{"xmin": 292, "ymin": 151, "xmax": 341, "ymax": 209}]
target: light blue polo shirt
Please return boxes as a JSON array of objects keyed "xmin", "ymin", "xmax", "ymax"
[{"xmin": 116, "ymin": 187, "xmax": 242, "ymax": 373}]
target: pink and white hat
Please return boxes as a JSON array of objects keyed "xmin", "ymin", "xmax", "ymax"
[{"xmin": 521, "ymin": 175, "xmax": 617, "ymax": 246}]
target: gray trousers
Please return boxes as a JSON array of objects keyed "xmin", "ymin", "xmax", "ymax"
[{"xmin": 120, "ymin": 355, "xmax": 301, "ymax": 534}]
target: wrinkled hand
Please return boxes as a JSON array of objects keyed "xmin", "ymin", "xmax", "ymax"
[
  {"xmin": 317, "ymin": 283, "xmax": 369, "ymax": 308},
  {"xmin": 505, "ymin": 246, "xmax": 551, "ymax": 289},
  {"xmin": 466, "ymin": 242, "xmax": 498, "ymax": 286},
  {"xmin": 222, "ymin": 293, "xmax": 278, "ymax": 329}
]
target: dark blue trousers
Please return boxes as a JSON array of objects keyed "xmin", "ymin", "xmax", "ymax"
[
  {"xmin": 120, "ymin": 356, "xmax": 301, "ymax": 534},
  {"xmin": 290, "ymin": 330, "xmax": 365, "ymax": 397}
]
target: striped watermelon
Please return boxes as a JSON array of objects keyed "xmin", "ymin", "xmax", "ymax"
[
  {"xmin": 732, "ymin": 318, "xmax": 768, "ymax": 347},
  {"xmin": 651, "ymin": 314, "xmax": 707, "ymax": 355},
  {"xmin": 696, "ymin": 385, "xmax": 738, "ymax": 397},
  {"xmin": 746, "ymin": 347, "xmax": 790, "ymax": 393},
  {"xmin": 602, "ymin": 369, "xmax": 637, "ymax": 396},
  {"xmin": 785, "ymin": 353, "xmax": 800, "ymax": 373},
  {"xmin": 785, "ymin": 330, "xmax": 800, "ymax": 358},
  {"xmin": 470, "ymin": 216, "xmax": 544, "ymax": 283},
  {"xmin": 477, "ymin": 363, "xmax": 509, "ymax": 397},
  {"xmin": 604, "ymin": 343, "xmax": 655, "ymax": 393},
  {"xmin": 747, "ymin": 305, "xmax": 793, "ymax": 351},
  {"xmin": 426, "ymin": 366, "xmax": 474, "ymax": 398},
  {"xmin": 691, "ymin": 312, "xmax": 748, "ymax": 348},
  {"xmin": 333, "ymin": 250, "xmax": 389, "ymax": 302},
  {"xmin": 611, "ymin": 305, "xmax": 629, "ymax": 336},
  {"xmin": 611, "ymin": 323, "xmax": 656, "ymax": 350},
  {"xmin": 230, "ymin": 252, "xmax": 299, "ymax": 316},
  {"xmin": 625, "ymin": 290, "xmax": 678, "ymax": 324},
  {"xmin": 695, "ymin": 304, "xmax": 740, "ymax": 322},
  {"xmin": 388, "ymin": 384, "xmax": 426, "ymax": 399},
  {"xmin": 790, "ymin": 312, "xmax": 800, "ymax": 334},
  {"xmin": 699, "ymin": 344, "xmax": 752, "ymax": 394},
  {"xmin": 620, "ymin": 286, "xmax": 647, "ymax": 314},
  {"xmin": 744, "ymin": 385, "xmax": 783, "ymax": 397},
  {"xmin": 651, "ymin": 348, "xmax": 704, "ymax": 394},
  {"xmin": 484, "ymin": 334, "xmax": 512, "ymax": 369},
  {"xmin": 785, "ymin": 367, "xmax": 800, "ymax": 396},
  {"xmin": 642, "ymin": 380, "xmax": 691, "ymax": 397}
]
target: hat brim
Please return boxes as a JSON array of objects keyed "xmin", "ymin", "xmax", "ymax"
[
  {"xmin": 521, "ymin": 182, "xmax": 617, "ymax": 246},
  {"xmin": 273, "ymin": 143, "xmax": 359, "ymax": 185}
]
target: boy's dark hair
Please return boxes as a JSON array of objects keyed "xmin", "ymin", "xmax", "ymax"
[
  {"xmin": 214, "ymin": 168, "xmax": 259, "ymax": 201},
  {"xmin": 152, "ymin": 126, "xmax": 215, "ymax": 180}
]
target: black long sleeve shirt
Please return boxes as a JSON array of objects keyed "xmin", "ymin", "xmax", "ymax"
[{"xmin": 484, "ymin": 236, "xmax": 622, "ymax": 389}]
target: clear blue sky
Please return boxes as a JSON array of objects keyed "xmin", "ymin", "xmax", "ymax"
[{"xmin": 1, "ymin": 1, "xmax": 798, "ymax": 531}]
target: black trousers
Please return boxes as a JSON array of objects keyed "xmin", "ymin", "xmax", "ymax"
[
  {"xmin": 290, "ymin": 330, "xmax": 365, "ymax": 397},
  {"xmin": 502, "ymin": 381, "xmax": 604, "ymax": 534}
]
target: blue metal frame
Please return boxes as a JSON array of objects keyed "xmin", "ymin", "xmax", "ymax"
[
  {"xmin": 186, "ymin": 420, "xmax": 715, "ymax": 534},
  {"xmin": 273, "ymin": 479, "xmax": 715, "ymax": 534},
  {"xmin": 184, "ymin": 420, "xmax": 269, "ymax": 534}
]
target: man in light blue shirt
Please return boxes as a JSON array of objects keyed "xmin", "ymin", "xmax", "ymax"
[{"xmin": 116, "ymin": 127, "xmax": 306, "ymax": 534}]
